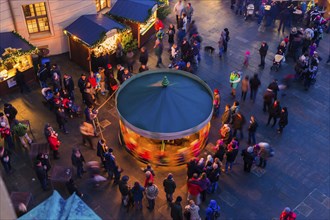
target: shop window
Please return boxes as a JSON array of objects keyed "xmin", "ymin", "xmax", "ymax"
[
  {"xmin": 23, "ymin": 2, "xmax": 50, "ymax": 34},
  {"xmin": 95, "ymin": 0, "xmax": 110, "ymax": 12}
]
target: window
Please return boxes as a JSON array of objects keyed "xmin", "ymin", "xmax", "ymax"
[
  {"xmin": 95, "ymin": 0, "xmax": 109, "ymax": 12},
  {"xmin": 23, "ymin": 2, "xmax": 50, "ymax": 34}
]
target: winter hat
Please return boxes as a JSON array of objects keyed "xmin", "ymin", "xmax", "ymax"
[
  {"xmin": 284, "ymin": 207, "xmax": 291, "ymax": 213},
  {"xmin": 209, "ymin": 200, "xmax": 218, "ymax": 209},
  {"xmin": 247, "ymin": 146, "xmax": 254, "ymax": 153},
  {"xmin": 0, "ymin": 122, "xmax": 6, "ymax": 127},
  {"xmin": 176, "ymin": 196, "xmax": 182, "ymax": 202},
  {"xmin": 122, "ymin": 175, "xmax": 129, "ymax": 182}
]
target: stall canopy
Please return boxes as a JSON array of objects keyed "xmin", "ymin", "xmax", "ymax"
[
  {"xmin": 19, "ymin": 191, "xmax": 101, "ymax": 220},
  {"xmin": 64, "ymin": 14, "xmax": 126, "ymax": 47},
  {"xmin": 109, "ymin": 0, "xmax": 157, "ymax": 22},
  {"xmin": 116, "ymin": 70, "xmax": 213, "ymax": 140},
  {"xmin": 0, "ymin": 32, "xmax": 34, "ymax": 56}
]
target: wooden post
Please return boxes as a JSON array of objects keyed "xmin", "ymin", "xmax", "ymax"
[
  {"xmin": 68, "ymin": 36, "xmax": 71, "ymax": 59},
  {"xmin": 138, "ymin": 24, "xmax": 141, "ymax": 48},
  {"xmin": 88, "ymin": 48, "xmax": 92, "ymax": 72}
]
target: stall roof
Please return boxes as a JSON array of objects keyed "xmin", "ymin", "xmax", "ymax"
[
  {"xmin": 0, "ymin": 32, "xmax": 34, "ymax": 56},
  {"xmin": 109, "ymin": 0, "xmax": 157, "ymax": 23},
  {"xmin": 65, "ymin": 14, "xmax": 126, "ymax": 47},
  {"xmin": 19, "ymin": 191, "xmax": 101, "ymax": 220},
  {"xmin": 116, "ymin": 70, "xmax": 213, "ymax": 140}
]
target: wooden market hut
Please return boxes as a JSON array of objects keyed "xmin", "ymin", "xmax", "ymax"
[
  {"xmin": 64, "ymin": 14, "xmax": 126, "ymax": 72},
  {"xmin": 108, "ymin": 0, "xmax": 158, "ymax": 48},
  {"xmin": 0, "ymin": 32, "xmax": 37, "ymax": 94}
]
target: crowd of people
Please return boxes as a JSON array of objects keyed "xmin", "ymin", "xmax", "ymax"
[{"xmin": 2, "ymin": 0, "xmax": 329, "ymax": 218}]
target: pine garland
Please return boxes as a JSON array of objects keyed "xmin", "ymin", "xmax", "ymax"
[{"xmin": 0, "ymin": 31, "xmax": 38, "ymax": 65}]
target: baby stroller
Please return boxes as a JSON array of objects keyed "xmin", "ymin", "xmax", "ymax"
[
  {"xmin": 245, "ymin": 4, "xmax": 255, "ymax": 21},
  {"xmin": 41, "ymin": 87, "xmax": 54, "ymax": 110},
  {"xmin": 62, "ymin": 98, "xmax": 81, "ymax": 118},
  {"xmin": 271, "ymin": 54, "xmax": 284, "ymax": 72}
]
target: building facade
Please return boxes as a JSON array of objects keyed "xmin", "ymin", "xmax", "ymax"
[{"xmin": 0, "ymin": 0, "xmax": 116, "ymax": 55}]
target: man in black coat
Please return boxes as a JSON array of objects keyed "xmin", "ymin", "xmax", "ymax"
[
  {"xmin": 82, "ymin": 85, "xmax": 95, "ymax": 107},
  {"xmin": 55, "ymin": 106, "xmax": 68, "ymax": 134},
  {"xmin": 77, "ymin": 74, "xmax": 87, "ymax": 94},
  {"xmin": 258, "ymin": 42, "xmax": 268, "ymax": 68},
  {"xmin": 232, "ymin": 112, "xmax": 246, "ymax": 139},
  {"xmin": 63, "ymin": 73, "xmax": 75, "ymax": 101},
  {"xmin": 96, "ymin": 139, "xmax": 107, "ymax": 168},
  {"xmin": 278, "ymin": 107, "xmax": 288, "ymax": 133},
  {"xmin": 118, "ymin": 175, "xmax": 130, "ymax": 210},
  {"xmin": 170, "ymin": 196, "xmax": 183, "ymax": 220},
  {"xmin": 263, "ymin": 89, "xmax": 274, "ymax": 112},
  {"xmin": 267, "ymin": 79, "xmax": 280, "ymax": 100},
  {"xmin": 4, "ymin": 103, "xmax": 17, "ymax": 125},
  {"xmin": 116, "ymin": 64, "xmax": 125, "ymax": 84},
  {"xmin": 267, "ymin": 100, "xmax": 282, "ymax": 127},
  {"xmin": 37, "ymin": 64, "xmax": 49, "ymax": 88},
  {"xmin": 241, "ymin": 146, "xmax": 255, "ymax": 172},
  {"xmin": 35, "ymin": 160, "xmax": 48, "ymax": 190},
  {"xmin": 249, "ymin": 74, "xmax": 261, "ymax": 103},
  {"xmin": 139, "ymin": 47, "xmax": 149, "ymax": 66},
  {"xmin": 15, "ymin": 69, "xmax": 30, "ymax": 93},
  {"xmin": 163, "ymin": 173, "xmax": 176, "ymax": 203}
]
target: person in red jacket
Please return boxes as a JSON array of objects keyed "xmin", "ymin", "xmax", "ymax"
[
  {"xmin": 155, "ymin": 18, "xmax": 164, "ymax": 32},
  {"xmin": 280, "ymin": 207, "xmax": 297, "ymax": 220},
  {"xmin": 187, "ymin": 173, "xmax": 202, "ymax": 205},
  {"xmin": 144, "ymin": 171, "xmax": 154, "ymax": 187},
  {"xmin": 48, "ymin": 132, "xmax": 60, "ymax": 159},
  {"xmin": 88, "ymin": 71, "xmax": 97, "ymax": 89}
]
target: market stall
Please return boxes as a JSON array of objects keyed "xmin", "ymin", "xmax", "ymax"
[
  {"xmin": 108, "ymin": 0, "xmax": 158, "ymax": 48},
  {"xmin": 116, "ymin": 70, "xmax": 213, "ymax": 166},
  {"xmin": 0, "ymin": 32, "xmax": 38, "ymax": 94},
  {"xmin": 64, "ymin": 14, "xmax": 127, "ymax": 72}
]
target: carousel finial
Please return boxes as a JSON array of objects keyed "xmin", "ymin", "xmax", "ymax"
[{"xmin": 162, "ymin": 76, "xmax": 169, "ymax": 87}]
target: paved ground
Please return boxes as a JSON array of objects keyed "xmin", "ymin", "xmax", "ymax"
[{"xmin": 1, "ymin": 0, "xmax": 330, "ymax": 219}]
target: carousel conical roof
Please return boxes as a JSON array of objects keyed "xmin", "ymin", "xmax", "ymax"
[{"xmin": 116, "ymin": 70, "xmax": 213, "ymax": 140}]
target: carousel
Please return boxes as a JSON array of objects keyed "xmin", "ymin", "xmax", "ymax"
[{"xmin": 116, "ymin": 70, "xmax": 213, "ymax": 166}]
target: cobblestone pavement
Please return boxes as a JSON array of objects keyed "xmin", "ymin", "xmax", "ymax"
[{"xmin": 1, "ymin": 0, "xmax": 329, "ymax": 219}]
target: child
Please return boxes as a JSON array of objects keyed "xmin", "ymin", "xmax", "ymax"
[
  {"xmin": 213, "ymin": 89, "xmax": 221, "ymax": 118},
  {"xmin": 95, "ymin": 71, "xmax": 101, "ymax": 91},
  {"xmin": 229, "ymin": 71, "xmax": 242, "ymax": 98},
  {"xmin": 244, "ymin": 50, "xmax": 250, "ymax": 67}
]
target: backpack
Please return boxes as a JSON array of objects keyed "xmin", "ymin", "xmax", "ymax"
[{"xmin": 211, "ymin": 208, "xmax": 220, "ymax": 220}]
